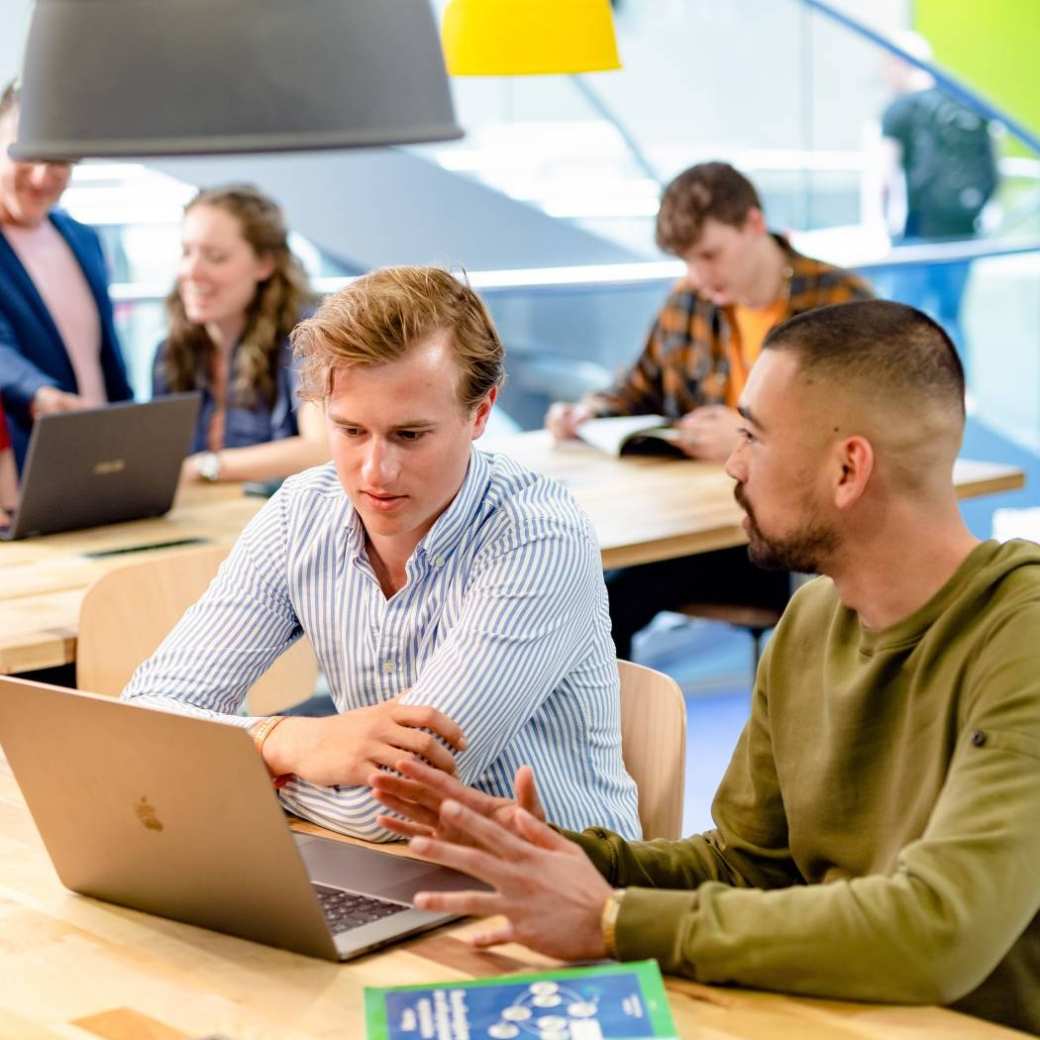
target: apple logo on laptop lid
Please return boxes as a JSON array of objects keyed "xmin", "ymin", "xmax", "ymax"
[{"xmin": 135, "ymin": 796, "xmax": 163, "ymax": 832}]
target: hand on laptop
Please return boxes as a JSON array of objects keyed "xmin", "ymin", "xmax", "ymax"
[
  {"xmin": 260, "ymin": 696, "xmax": 466, "ymax": 788},
  {"xmin": 371, "ymin": 758, "xmax": 546, "ymax": 845},
  {"xmin": 31, "ymin": 385, "xmax": 88, "ymax": 418}
]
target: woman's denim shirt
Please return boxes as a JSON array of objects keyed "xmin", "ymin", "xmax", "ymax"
[{"xmin": 151, "ymin": 336, "xmax": 299, "ymax": 453}]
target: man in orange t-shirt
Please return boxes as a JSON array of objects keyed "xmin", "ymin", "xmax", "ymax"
[{"xmin": 546, "ymin": 162, "xmax": 872, "ymax": 658}]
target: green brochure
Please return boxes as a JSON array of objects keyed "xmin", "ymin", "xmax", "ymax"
[{"xmin": 364, "ymin": 958, "xmax": 678, "ymax": 1039}]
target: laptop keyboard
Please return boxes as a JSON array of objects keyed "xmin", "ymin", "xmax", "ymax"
[{"xmin": 312, "ymin": 883, "xmax": 408, "ymax": 934}]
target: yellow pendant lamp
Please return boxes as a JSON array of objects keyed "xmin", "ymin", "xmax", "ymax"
[{"xmin": 442, "ymin": 0, "xmax": 621, "ymax": 76}]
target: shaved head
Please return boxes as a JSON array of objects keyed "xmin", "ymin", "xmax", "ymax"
[{"xmin": 762, "ymin": 300, "xmax": 965, "ymax": 492}]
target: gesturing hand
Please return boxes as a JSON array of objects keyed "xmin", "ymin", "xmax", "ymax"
[
  {"xmin": 370, "ymin": 758, "xmax": 545, "ymax": 845},
  {"xmin": 408, "ymin": 796, "xmax": 613, "ymax": 961},
  {"xmin": 262, "ymin": 696, "xmax": 466, "ymax": 788}
]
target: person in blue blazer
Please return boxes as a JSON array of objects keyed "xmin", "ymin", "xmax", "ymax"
[{"xmin": 0, "ymin": 81, "xmax": 132, "ymax": 472}]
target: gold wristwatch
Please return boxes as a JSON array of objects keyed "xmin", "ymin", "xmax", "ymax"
[{"xmin": 600, "ymin": 888, "xmax": 626, "ymax": 958}]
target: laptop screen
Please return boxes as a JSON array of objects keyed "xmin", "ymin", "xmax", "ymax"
[{"xmin": 6, "ymin": 393, "xmax": 200, "ymax": 540}]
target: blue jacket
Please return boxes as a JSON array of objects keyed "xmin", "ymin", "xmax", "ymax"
[{"xmin": 0, "ymin": 211, "xmax": 133, "ymax": 470}]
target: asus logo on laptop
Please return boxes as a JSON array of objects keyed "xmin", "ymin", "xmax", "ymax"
[{"xmin": 93, "ymin": 459, "xmax": 126, "ymax": 476}]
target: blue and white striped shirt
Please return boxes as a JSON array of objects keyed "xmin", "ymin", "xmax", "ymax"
[{"xmin": 123, "ymin": 448, "xmax": 641, "ymax": 841}]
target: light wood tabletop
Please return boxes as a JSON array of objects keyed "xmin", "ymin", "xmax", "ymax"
[
  {"xmin": 0, "ymin": 756, "xmax": 1027, "ymax": 1040},
  {"xmin": 486, "ymin": 431, "xmax": 1027, "ymax": 569},
  {"xmin": 0, "ymin": 438, "xmax": 1025, "ymax": 676},
  {"xmin": 0, "ymin": 482, "xmax": 265, "ymax": 675}
]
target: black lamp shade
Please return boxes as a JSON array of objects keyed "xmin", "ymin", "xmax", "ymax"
[{"xmin": 12, "ymin": 0, "xmax": 463, "ymax": 160}]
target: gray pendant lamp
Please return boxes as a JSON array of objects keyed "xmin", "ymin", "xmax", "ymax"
[{"xmin": 11, "ymin": 0, "xmax": 462, "ymax": 161}]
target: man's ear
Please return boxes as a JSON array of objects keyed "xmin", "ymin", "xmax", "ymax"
[
  {"xmin": 742, "ymin": 207, "xmax": 767, "ymax": 237},
  {"xmin": 833, "ymin": 434, "xmax": 874, "ymax": 511},
  {"xmin": 470, "ymin": 386, "xmax": 498, "ymax": 440}
]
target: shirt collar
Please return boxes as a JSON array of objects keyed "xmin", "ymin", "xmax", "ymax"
[
  {"xmin": 418, "ymin": 446, "xmax": 492, "ymax": 564},
  {"xmin": 342, "ymin": 493, "xmax": 366, "ymax": 557}
]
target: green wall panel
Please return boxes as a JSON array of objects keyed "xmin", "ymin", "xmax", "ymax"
[{"xmin": 914, "ymin": 0, "xmax": 1040, "ymax": 154}]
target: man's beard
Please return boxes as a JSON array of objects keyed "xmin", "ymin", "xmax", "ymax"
[{"xmin": 734, "ymin": 483, "xmax": 838, "ymax": 574}]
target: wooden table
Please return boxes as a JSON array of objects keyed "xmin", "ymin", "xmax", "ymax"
[
  {"xmin": 0, "ymin": 483, "xmax": 265, "ymax": 675},
  {"xmin": 0, "ymin": 441, "xmax": 1025, "ymax": 676},
  {"xmin": 487, "ymin": 431, "xmax": 1027, "ymax": 569},
  {"xmin": 0, "ymin": 757, "xmax": 1026, "ymax": 1040}
]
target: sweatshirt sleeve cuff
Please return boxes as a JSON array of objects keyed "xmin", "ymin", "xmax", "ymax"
[
  {"xmin": 557, "ymin": 826, "xmax": 620, "ymax": 881},
  {"xmin": 615, "ymin": 886, "xmax": 700, "ymax": 970}
]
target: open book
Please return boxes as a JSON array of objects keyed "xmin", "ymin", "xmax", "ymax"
[{"xmin": 576, "ymin": 414, "xmax": 686, "ymax": 457}]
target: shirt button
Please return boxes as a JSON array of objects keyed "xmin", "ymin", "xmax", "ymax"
[
  {"xmin": 970, "ymin": 729, "xmax": 987, "ymax": 748},
  {"xmin": 383, "ymin": 660, "xmax": 395, "ymax": 674},
  {"xmin": 433, "ymin": 554, "xmax": 445, "ymax": 567}
]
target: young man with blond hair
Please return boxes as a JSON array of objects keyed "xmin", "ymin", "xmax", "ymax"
[
  {"xmin": 123, "ymin": 266, "xmax": 640, "ymax": 842},
  {"xmin": 547, "ymin": 161, "xmax": 873, "ymax": 658},
  {"xmin": 376, "ymin": 300, "xmax": 1040, "ymax": 1034}
]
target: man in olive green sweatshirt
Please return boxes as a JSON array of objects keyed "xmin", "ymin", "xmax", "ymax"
[{"xmin": 369, "ymin": 299, "xmax": 1040, "ymax": 1035}]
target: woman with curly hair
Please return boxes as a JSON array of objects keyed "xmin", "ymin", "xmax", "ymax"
[{"xmin": 153, "ymin": 184, "xmax": 327, "ymax": 483}]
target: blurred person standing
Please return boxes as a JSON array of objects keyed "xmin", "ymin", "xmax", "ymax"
[
  {"xmin": 0, "ymin": 79, "xmax": 132, "ymax": 472},
  {"xmin": 546, "ymin": 162, "xmax": 871, "ymax": 659},
  {"xmin": 866, "ymin": 32, "xmax": 998, "ymax": 351},
  {"xmin": 153, "ymin": 184, "xmax": 328, "ymax": 484}
]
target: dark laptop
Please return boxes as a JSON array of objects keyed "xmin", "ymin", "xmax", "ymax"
[
  {"xmin": 0, "ymin": 393, "xmax": 200, "ymax": 540},
  {"xmin": 0, "ymin": 677, "xmax": 475, "ymax": 961}
]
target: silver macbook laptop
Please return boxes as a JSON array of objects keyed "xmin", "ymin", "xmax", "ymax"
[
  {"xmin": 0, "ymin": 677, "xmax": 475, "ymax": 961},
  {"xmin": 0, "ymin": 393, "xmax": 200, "ymax": 540}
]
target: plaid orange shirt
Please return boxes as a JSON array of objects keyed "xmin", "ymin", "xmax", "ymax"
[{"xmin": 588, "ymin": 236, "xmax": 873, "ymax": 418}]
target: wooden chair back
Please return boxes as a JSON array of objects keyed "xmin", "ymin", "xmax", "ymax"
[
  {"xmin": 77, "ymin": 544, "xmax": 318, "ymax": 716},
  {"xmin": 618, "ymin": 659, "xmax": 686, "ymax": 841}
]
